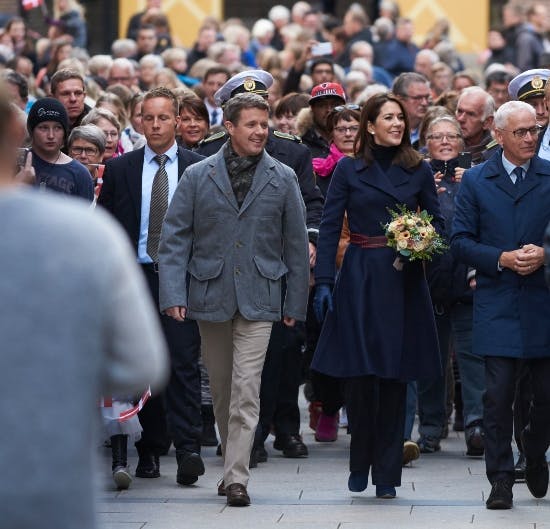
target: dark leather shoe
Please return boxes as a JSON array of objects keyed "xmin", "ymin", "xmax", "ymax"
[
  {"xmin": 255, "ymin": 444, "xmax": 268, "ymax": 463},
  {"xmin": 135, "ymin": 453, "xmax": 160, "ymax": 478},
  {"xmin": 514, "ymin": 452, "xmax": 526, "ymax": 482},
  {"xmin": 486, "ymin": 480, "xmax": 513, "ymax": 509},
  {"xmin": 416, "ymin": 435, "xmax": 441, "ymax": 454},
  {"xmin": 176, "ymin": 451, "xmax": 205, "ymax": 486},
  {"xmin": 525, "ymin": 456, "xmax": 549, "ymax": 498},
  {"xmin": 249, "ymin": 446, "xmax": 259, "ymax": 469},
  {"xmin": 217, "ymin": 479, "xmax": 226, "ymax": 496},
  {"xmin": 273, "ymin": 434, "xmax": 308, "ymax": 458},
  {"xmin": 465, "ymin": 422, "xmax": 484, "ymax": 457},
  {"xmin": 453, "ymin": 415, "xmax": 464, "ymax": 432},
  {"xmin": 200, "ymin": 405, "xmax": 219, "ymax": 447},
  {"xmin": 226, "ymin": 483, "xmax": 250, "ymax": 506}
]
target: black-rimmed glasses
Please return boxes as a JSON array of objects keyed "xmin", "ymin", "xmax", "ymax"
[
  {"xmin": 497, "ymin": 125, "xmax": 542, "ymax": 139},
  {"xmin": 70, "ymin": 146, "xmax": 100, "ymax": 156},
  {"xmin": 426, "ymin": 133, "xmax": 462, "ymax": 142}
]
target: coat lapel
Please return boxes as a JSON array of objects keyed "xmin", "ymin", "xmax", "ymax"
[
  {"xmin": 207, "ymin": 150, "xmax": 240, "ymax": 212},
  {"xmin": 124, "ymin": 149, "xmax": 144, "ymax": 225},
  {"xmin": 177, "ymin": 148, "xmax": 185, "ymax": 179},
  {"xmin": 239, "ymin": 152, "xmax": 276, "ymax": 215},
  {"xmin": 484, "ymin": 150, "xmax": 548, "ymax": 201},
  {"xmin": 483, "ymin": 152, "xmax": 517, "ymax": 200},
  {"xmin": 355, "ymin": 158, "xmax": 410, "ymax": 202},
  {"xmin": 516, "ymin": 156, "xmax": 548, "ymax": 200}
]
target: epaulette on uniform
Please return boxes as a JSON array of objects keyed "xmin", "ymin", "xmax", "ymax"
[
  {"xmin": 484, "ymin": 139, "xmax": 498, "ymax": 151},
  {"xmin": 201, "ymin": 130, "xmax": 227, "ymax": 144},
  {"xmin": 273, "ymin": 130, "xmax": 302, "ymax": 143}
]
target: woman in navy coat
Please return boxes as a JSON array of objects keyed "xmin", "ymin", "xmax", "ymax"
[{"xmin": 312, "ymin": 93, "xmax": 444, "ymax": 498}]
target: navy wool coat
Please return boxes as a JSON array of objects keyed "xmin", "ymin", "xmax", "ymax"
[
  {"xmin": 312, "ymin": 156, "xmax": 444, "ymax": 381},
  {"xmin": 451, "ymin": 150, "xmax": 550, "ymax": 359}
]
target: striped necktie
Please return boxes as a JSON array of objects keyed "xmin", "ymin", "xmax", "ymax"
[{"xmin": 147, "ymin": 154, "xmax": 169, "ymax": 262}]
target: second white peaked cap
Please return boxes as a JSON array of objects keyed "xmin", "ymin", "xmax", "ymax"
[{"xmin": 214, "ymin": 70, "xmax": 274, "ymax": 106}]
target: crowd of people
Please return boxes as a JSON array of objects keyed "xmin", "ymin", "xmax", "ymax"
[{"xmin": 2, "ymin": 0, "xmax": 550, "ymax": 523}]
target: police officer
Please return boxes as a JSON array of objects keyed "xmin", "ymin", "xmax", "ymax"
[
  {"xmin": 196, "ymin": 70, "xmax": 323, "ymax": 461},
  {"xmin": 509, "ymin": 69, "xmax": 550, "ymax": 162}
]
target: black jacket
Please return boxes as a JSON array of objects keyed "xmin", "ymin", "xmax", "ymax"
[
  {"xmin": 426, "ymin": 157, "xmax": 473, "ymax": 307},
  {"xmin": 300, "ymin": 127, "xmax": 330, "ymax": 160},
  {"xmin": 97, "ymin": 146, "xmax": 204, "ymax": 251}
]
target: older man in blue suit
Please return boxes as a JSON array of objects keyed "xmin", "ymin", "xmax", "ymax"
[{"xmin": 452, "ymin": 100, "xmax": 550, "ymax": 510}]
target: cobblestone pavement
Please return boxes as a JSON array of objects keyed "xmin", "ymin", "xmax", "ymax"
[{"xmin": 97, "ymin": 398, "xmax": 549, "ymax": 529}]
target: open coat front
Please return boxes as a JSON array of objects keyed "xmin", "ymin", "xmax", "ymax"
[
  {"xmin": 158, "ymin": 149, "xmax": 310, "ymax": 323},
  {"xmin": 312, "ymin": 156, "xmax": 444, "ymax": 381}
]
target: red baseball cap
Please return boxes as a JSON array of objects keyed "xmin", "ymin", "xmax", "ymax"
[{"xmin": 309, "ymin": 82, "xmax": 346, "ymax": 104}]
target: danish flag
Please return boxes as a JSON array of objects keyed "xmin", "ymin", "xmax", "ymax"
[{"xmin": 22, "ymin": 0, "xmax": 43, "ymax": 10}]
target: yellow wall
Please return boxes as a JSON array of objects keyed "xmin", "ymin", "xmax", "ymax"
[
  {"xmin": 119, "ymin": 0, "xmax": 223, "ymax": 48},
  {"xmin": 397, "ymin": 0, "xmax": 489, "ymax": 53}
]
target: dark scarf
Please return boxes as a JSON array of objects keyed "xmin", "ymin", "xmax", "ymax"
[{"xmin": 223, "ymin": 140, "xmax": 262, "ymax": 208}]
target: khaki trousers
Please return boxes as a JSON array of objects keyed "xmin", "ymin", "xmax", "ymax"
[{"xmin": 198, "ymin": 314, "xmax": 272, "ymax": 487}]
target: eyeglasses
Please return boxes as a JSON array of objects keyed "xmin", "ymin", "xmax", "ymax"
[
  {"xmin": 334, "ymin": 104, "xmax": 360, "ymax": 112},
  {"xmin": 333, "ymin": 125, "xmax": 360, "ymax": 134},
  {"xmin": 102, "ymin": 131, "xmax": 119, "ymax": 138},
  {"xmin": 426, "ymin": 133, "xmax": 462, "ymax": 142},
  {"xmin": 497, "ymin": 125, "xmax": 542, "ymax": 139},
  {"xmin": 402, "ymin": 94, "xmax": 432, "ymax": 103},
  {"xmin": 70, "ymin": 146, "xmax": 99, "ymax": 156}
]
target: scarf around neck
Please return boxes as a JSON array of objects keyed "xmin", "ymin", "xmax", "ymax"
[{"xmin": 312, "ymin": 143, "xmax": 347, "ymax": 177}]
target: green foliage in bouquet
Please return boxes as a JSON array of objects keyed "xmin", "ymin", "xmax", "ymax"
[{"xmin": 383, "ymin": 204, "xmax": 447, "ymax": 262}]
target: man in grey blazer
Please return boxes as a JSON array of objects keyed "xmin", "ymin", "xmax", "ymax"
[{"xmin": 158, "ymin": 93, "xmax": 309, "ymax": 506}]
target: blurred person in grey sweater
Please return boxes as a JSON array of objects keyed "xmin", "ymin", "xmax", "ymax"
[{"xmin": 0, "ymin": 82, "xmax": 168, "ymax": 529}]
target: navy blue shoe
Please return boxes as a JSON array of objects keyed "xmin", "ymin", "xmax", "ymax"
[
  {"xmin": 348, "ymin": 471, "xmax": 369, "ymax": 492},
  {"xmin": 376, "ymin": 485, "xmax": 396, "ymax": 498}
]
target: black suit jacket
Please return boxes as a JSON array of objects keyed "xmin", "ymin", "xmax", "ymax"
[{"xmin": 97, "ymin": 146, "xmax": 204, "ymax": 253}]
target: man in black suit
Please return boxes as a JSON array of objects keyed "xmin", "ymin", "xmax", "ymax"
[{"xmin": 98, "ymin": 87, "xmax": 205, "ymax": 486}]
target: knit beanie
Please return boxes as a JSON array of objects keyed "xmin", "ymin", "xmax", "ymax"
[{"xmin": 27, "ymin": 97, "xmax": 69, "ymax": 138}]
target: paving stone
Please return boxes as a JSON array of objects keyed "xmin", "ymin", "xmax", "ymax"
[{"xmin": 97, "ymin": 396, "xmax": 550, "ymax": 529}]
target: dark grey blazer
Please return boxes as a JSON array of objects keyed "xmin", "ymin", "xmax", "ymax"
[{"xmin": 158, "ymin": 148, "xmax": 310, "ymax": 322}]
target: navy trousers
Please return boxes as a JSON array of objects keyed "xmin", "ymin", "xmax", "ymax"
[
  {"xmin": 484, "ymin": 356, "xmax": 550, "ymax": 484},
  {"xmin": 345, "ymin": 376, "xmax": 406, "ymax": 486},
  {"xmin": 138, "ymin": 265, "xmax": 202, "ymax": 455}
]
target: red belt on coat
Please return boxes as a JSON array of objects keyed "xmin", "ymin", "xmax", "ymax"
[{"xmin": 349, "ymin": 233, "xmax": 388, "ymax": 248}]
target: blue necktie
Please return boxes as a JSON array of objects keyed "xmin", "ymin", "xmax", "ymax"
[
  {"xmin": 513, "ymin": 166, "xmax": 523, "ymax": 187},
  {"xmin": 211, "ymin": 109, "xmax": 218, "ymax": 125}
]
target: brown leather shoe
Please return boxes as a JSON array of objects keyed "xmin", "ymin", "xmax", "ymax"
[
  {"xmin": 217, "ymin": 479, "xmax": 226, "ymax": 496},
  {"xmin": 226, "ymin": 483, "xmax": 250, "ymax": 506}
]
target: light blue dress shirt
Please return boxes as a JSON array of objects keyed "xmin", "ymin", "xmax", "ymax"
[
  {"xmin": 138, "ymin": 142, "xmax": 179, "ymax": 263},
  {"xmin": 501, "ymin": 153, "xmax": 530, "ymax": 183},
  {"xmin": 537, "ymin": 126, "xmax": 550, "ymax": 162}
]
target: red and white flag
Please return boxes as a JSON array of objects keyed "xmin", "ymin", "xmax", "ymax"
[{"xmin": 22, "ymin": 0, "xmax": 43, "ymax": 11}]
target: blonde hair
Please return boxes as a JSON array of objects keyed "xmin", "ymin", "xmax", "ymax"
[{"xmin": 54, "ymin": 0, "xmax": 84, "ymax": 17}]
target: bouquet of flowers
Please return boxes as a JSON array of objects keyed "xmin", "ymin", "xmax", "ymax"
[{"xmin": 383, "ymin": 205, "xmax": 447, "ymax": 270}]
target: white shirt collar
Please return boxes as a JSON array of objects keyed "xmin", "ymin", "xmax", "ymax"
[{"xmin": 144, "ymin": 142, "xmax": 178, "ymax": 164}]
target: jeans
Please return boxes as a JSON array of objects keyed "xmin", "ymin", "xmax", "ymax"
[
  {"xmin": 450, "ymin": 303, "xmax": 484, "ymax": 427},
  {"xmin": 404, "ymin": 309, "xmax": 450, "ymax": 440}
]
